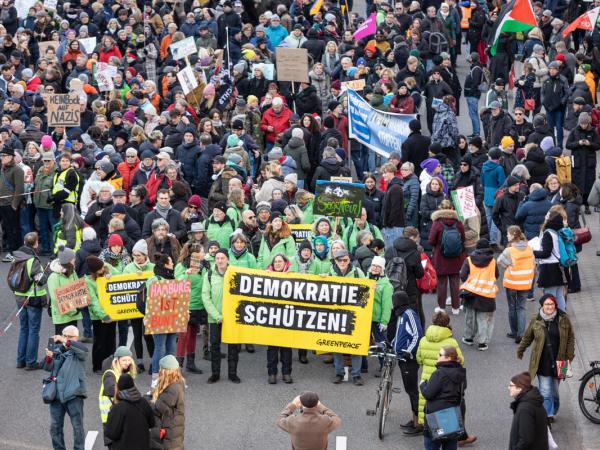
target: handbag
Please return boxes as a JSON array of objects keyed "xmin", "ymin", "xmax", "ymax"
[
  {"xmin": 42, "ymin": 376, "xmax": 57, "ymax": 404},
  {"xmin": 573, "ymin": 208, "xmax": 592, "ymax": 245},
  {"xmin": 425, "ymin": 382, "xmax": 465, "ymax": 442},
  {"xmin": 524, "ymin": 98, "xmax": 535, "ymax": 111}
]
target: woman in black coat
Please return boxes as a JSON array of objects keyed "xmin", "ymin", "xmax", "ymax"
[
  {"xmin": 554, "ymin": 183, "xmax": 583, "ymax": 292},
  {"xmin": 453, "ymin": 155, "xmax": 489, "ymax": 240},
  {"xmin": 363, "ymin": 174, "xmax": 384, "ymax": 228},
  {"xmin": 419, "ymin": 178, "xmax": 446, "ymax": 253},
  {"xmin": 104, "ymin": 374, "xmax": 155, "ymax": 450},
  {"xmin": 508, "ymin": 372, "xmax": 549, "ymax": 450}
]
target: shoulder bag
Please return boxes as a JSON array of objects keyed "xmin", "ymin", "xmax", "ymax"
[
  {"xmin": 573, "ymin": 207, "xmax": 592, "ymax": 246},
  {"xmin": 425, "ymin": 381, "xmax": 465, "ymax": 442}
]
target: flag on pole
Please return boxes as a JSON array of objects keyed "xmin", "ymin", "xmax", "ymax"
[
  {"xmin": 353, "ymin": 13, "xmax": 377, "ymax": 41},
  {"xmin": 489, "ymin": 0, "xmax": 537, "ymax": 56},
  {"xmin": 310, "ymin": 0, "xmax": 324, "ymax": 15},
  {"xmin": 563, "ymin": 7, "xmax": 600, "ymax": 37}
]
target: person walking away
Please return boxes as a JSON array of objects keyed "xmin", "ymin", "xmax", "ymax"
[
  {"xmin": 541, "ymin": 61, "xmax": 569, "ymax": 147},
  {"xmin": 492, "ymin": 176, "xmax": 525, "ymax": 248},
  {"xmin": 420, "ymin": 345, "xmax": 467, "ymax": 450},
  {"xmin": 43, "ymin": 325, "xmax": 88, "ymax": 450},
  {"xmin": 104, "ymin": 373, "xmax": 154, "ymax": 450},
  {"xmin": 517, "ymin": 294, "xmax": 575, "ymax": 423},
  {"xmin": 460, "ymin": 238, "xmax": 499, "ymax": 351},
  {"xmin": 497, "ymin": 226, "xmax": 535, "ymax": 344},
  {"xmin": 463, "ymin": 52, "xmax": 484, "ymax": 137},
  {"xmin": 508, "ymin": 371, "xmax": 549, "ymax": 450},
  {"xmin": 150, "ymin": 355, "xmax": 185, "ymax": 450},
  {"xmin": 277, "ymin": 391, "xmax": 341, "ymax": 450}
]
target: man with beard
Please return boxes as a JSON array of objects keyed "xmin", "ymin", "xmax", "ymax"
[
  {"xmin": 239, "ymin": 209, "xmax": 261, "ymax": 256},
  {"xmin": 145, "ymin": 218, "xmax": 181, "ymax": 264},
  {"xmin": 142, "ymin": 189, "xmax": 187, "ymax": 241}
]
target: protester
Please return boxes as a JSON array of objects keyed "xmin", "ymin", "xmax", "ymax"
[{"xmin": 508, "ymin": 372, "xmax": 549, "ymax": 450}]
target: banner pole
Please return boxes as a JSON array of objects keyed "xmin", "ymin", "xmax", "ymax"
[
  {"xmin": 291, "ymin": 82, "xmax": 297, "ymax": 113},
  {"xmin": 225, "ymin": 26, "xmax": 231, "ymax": 70}
]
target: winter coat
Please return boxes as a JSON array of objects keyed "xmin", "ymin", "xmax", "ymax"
[
  {"xmin": 384, "ymin": 236, "xmax": 424, "ymax": 303},
  {"xmin": 382, "ymin": 177, "xmax": 405, "ymax": 228},
  {"xmin": 47, "ymin": 260, "xmax": 83, "ymax": 325},
  {"xmin": 42, "ymin": 339, "xmax": 88, "ymax": 403},
  {"xmin": 508, "ymin": 387, "xmax": 549, "ymax": 450},
  {"xmin": 104, "ymin": 386, "xmax": 154, "ymax": 450},
  {"xmin": 283, "ymin": 137, "xmax": 311, "ymax": 181},
  {"xmin": 526, "ymin": 124, "xmax": 554, "ymax": 146},
  {"xmin": 517, "ymin": 311, "xmax": 575, "ymax": 377},
  {"xmin": 541, "ymin": 74, "xmax": 569, "ymax": 112},
  {"xmin": 469, "ymin": 149, "xmax": 489, "ymax": 172},
  {"xmin": 33, "ymin": 165, "xmax": 55, "ymax": 210},
  {"xmin": 117, "ymin": 159, "xmax": 140, "ymax": 194},
  {"xmin": 556, "ymin": 195, "xmax": 582, "ymax": 230},
  {"xmin": 419, "ymin": 185, "xmax": 446, "ymax": 253},
  {"xmin": 151, "ymin": 382, "xmax": 185, "ymax": 450},
  {"xmin": 142, "ymin": 208, "xmax": 187, "ymax": 241},
  {"xmin": 428, "ymin": 209, "xmax": 466, "ymax": 275},
  {"xmin": 416, "ymin": 325, "xmax": 464, "ymax": 424},
  {"xmin": 255, "ymin": 176, "xmax": 286, "ymax": 204},
  {"xmin": 486, "ymin": 110, "xmax": 514, "ymax": 147},
  {"xmin": 364, "ymin": 187, "xmax": 384, "ymax": 228},
  {"xmin": 515, "ymin": 189, "xmax": 552, "ymax": 239},
  {"xmin": 431, "ymin": 103, "xmax": 459, "ymax": 149},
  {"xmin": 344, "ymin": 222, "xmax": 383, "ymax": 253},
  {"xmin": 524, "ymin": 146, "xmax": 550, "ymax": 186},
  {"xmin": 312, "ymin": 158, "xmax": 344, "ymax": 190},
  {"xmin": 223, "ymin": 145, "xmax": 251, "ymax": 176},
  {"xmin": 481, "ymin": 160, "xmax": 506, "ymax": 207},
  {"xmin": 0, "ymin": 161, "xmax": 24, "ymax": 209},
  {"xmin": 75, "ymin": 239, "xmax": 103, "ymax": 277},
  {"xmin": 402, "ymin": 174, "xmax": 421, "ymax": 228},
  {"xmin": 420, "ymin": 361, "xmax": 466, "ymax": 433},
  {"xmin": 260, "ymin": 106, "xmax": 293, "ymax": 144},
  {"xmin": 309, "ymin": 70, "xmax": 331, "ymax": 115},
  {"xmin": 587, "ymin": 178, "xmax": 600, "ymax": 207},
  {"xmin": 388, "ymin": 94, "xmax": 415, "ymax": 114},
  {"xmin": 208, "ymin": 166, "xmax": 237, "ymax": 212},
  {"xmin": 533, "ymin": 228, "xmax": 566, "ymax": 288},
  {"xmin": 257, "ymin": 235, "xmax": 296, "ymax": 269},
  {"xmin": 175, "ymin": 141, "xmax": 201, "ymax": 188},
  {"xmin": 459, "ymin": 248, "xmax": 499, "ymax": 312},
  {"xmin": 204, "ymin": 215, "xmax": 235, "ymax": 249},
  {"xmin": 197, "ymin": 143, "xmax": 226, "ymax": 196},
  {"xmin": 510, "ymin": 121, "xmax": 535, "ymax": 146},
  {"xmin": 355, "ymin": 245, "xmax": 377, "ymax": 274},
  {"xmin": 277, "ymin": 402, "xmax": 341, "ymax": 450},
  {"xmin": 294, "ymin": 85, "xmax": 321, "ymax": 116},
  {"xmin": 401, "ymin": 132, "xmax": 431, "ymax": 176},
  {"xmin": 500, "ymin": 151, "xmax": 518, "ymax": 177},
  {"xmin": 566, "ymin": 125, "xmax": 600, "ymax": 196},
  {"xmin": 371, "ymin": 275, "xmax": 393, "ymax": 325},
  {"xmin": 493, "ymin": 190, "xmax": 524, "ymax": 236}
]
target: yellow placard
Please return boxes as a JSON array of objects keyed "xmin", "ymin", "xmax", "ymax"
[
  {"xmin": 289, "ymin": 224, "xmax": 313, "ymax": 249},
  {"xmin": 97, "ymin": 272, "xmax": 153, "ymax": 321},
  {"xmin": 221, "ymin": 267, "xmax": 375, "ymax": 355}
]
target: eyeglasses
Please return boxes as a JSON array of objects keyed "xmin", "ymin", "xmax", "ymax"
[
  {"xmin": 515, "ymin": 112, "xmax": 523, "ymax": 116},
  {"xmin": 460, "ymin": 163, "xmax": 469, "ymax": 166},
  {"xmin": 188, "ymin": 205, "xmax": 198, "ymax": 209},
  {"xmin": 543, "ymin": 302, "xmax": 556, "ymax": 307},
  {"xmin": 336, "ymin": 258, "xmax": 350, "ymax": 263},
  {"xmin": 62, "ymin": 334, "xmax": 76, "ymax": 339},
  {"xmin": 126, "ymin": 155, "xmax": 136, "ymax": 159}
]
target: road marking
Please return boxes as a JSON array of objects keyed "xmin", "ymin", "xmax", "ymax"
[
  {"xmin": 85, "ymin": 430, "xmax": 98, "ymax": 450},
  {"xmin": 126, "ymin": 326, "xmax": 134, "ymax": 350},
  {"xmin": 336, "ymin": 436, "xmax": 347, "ymax": 450}
]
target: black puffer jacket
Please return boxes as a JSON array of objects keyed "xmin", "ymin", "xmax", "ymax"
[
  {"xmin": 524, "ymin": 146, "xmax": 550, "ymax": 186},
  {"xmin": 364, "ymin": 187, "xmax": 384, "ymax": 228},
  {"xmin": 401, "ymin": 131, "xmax": 431, "ymax": 176},
  {"xmin": 509, "ymin": 387, "xmax": 548, "ymax": 450},
  {"xmin": 75, "ymin": 239, "xmax": 103, "ymax": 277},
  {"xmin": 104, "ymin": 386, "xmax": 154, "ymax": 450},
  {"xmin": 526, "ymin": 124, "xmax": 554, "ymax": 146},
  {"xmin": 312, "ymin": 158, "xmax": 344, "ymax": 190},
  {"xmin": 493, "ymin": 190, "xmax": 524, "ymax": 236},
  {"xmin": 151, "ymin": 382, "xmax": 185, "ymax": 450},
  {"xmin": 419, "ymin": 186, "xmax": 445, "ymax": 253},
  {"xmin": 295, "ymin": 85, "xmax": 321, "ymax": 116}
]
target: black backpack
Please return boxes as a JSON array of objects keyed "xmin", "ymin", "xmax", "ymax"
[
  {"xmin": 385, "ymin": 248, "xmax": 408, "ymax": 292},
  {"xmin": 440, "ymin": 223, "xmax": 462, "ymax": 258},
  {"xmin": 7, "ymin": 259, "xmax": 33, "ymax": 293},
  {"xmin": 428, "ymin": 32, "xmax": 449, "ymax": 55}
]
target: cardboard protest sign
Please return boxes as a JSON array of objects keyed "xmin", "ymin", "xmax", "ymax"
[
  {"xmin": 38, "ymin": 41, "xmax": 58, "ymax": 57},
  {"xmin": 170, "ymin": 37, "xmax": 197, "ymax": 60},
  {"xmin": 43, "ymin": 0, "xmax": 57, "ymax": 10},
  {"xmin": 341, "ymin": 79, "xmax": 366, "ymax": 92},
  {"xmin": 275, "ymin": 48, "xmax": 309, "ymax": 83},
  {"xmin": 222, "ymin": 267, "xmax": 375, "ymax": 355},
  {"xmin": 54, "ymin": 279, "xmax": 91, "ymax": 315},
  {"xmin": 96, "ymin": 272, "xmax": 153, "ymax": 321},
  {"xmin": 177, "ymin": 66, "xmax": 198, "ymax": 95},
  {"xmin": 289, "ymin": 224, "xmax": 313, "ymax": 249},
  {"xmin": 313, "ymin": 180, "xmax": 365, "ymax": 218},
  {"xmin": 47, "ymin": 94, "xmax": 81, "ymax": 127},
  {"xmin": 144, "ymin": 279, "xmax": 191, "ymax": 334}
]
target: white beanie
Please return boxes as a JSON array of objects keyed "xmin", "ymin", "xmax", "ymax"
[
  {"xmin": 132, "ymin": 239, "xmax": 148, "ymax": 256},
  {"xmin": 82, "ymin": 227, "xmax": 97, "ymax": 242},
  {"xmin": 292, "ymin": 127, "xmax": 304, "ymax": 139},
  {"xmin": 284, "ymin": 173, "xmax": 298, "ymax": 185},
  {"xmin": 371, "ymin": 256, "xmax": 386, "ymax": 270}
]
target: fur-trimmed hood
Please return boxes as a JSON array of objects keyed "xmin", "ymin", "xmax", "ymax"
[{"xmin": 431, "ymin": 209, "xmax": 458, "ymax": 221}]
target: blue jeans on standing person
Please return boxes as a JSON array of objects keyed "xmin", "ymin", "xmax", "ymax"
[
  {"xmin": 50, "ymin": 397, "xmax": 85, "ymax": 450},
  {"xmin": 466, "ymin": 96, "xmax": 480, "ymax": 136},
  {"xmin": 484, "ymin": 205, "xmax": 499, "ymax": 244},
  {"xmin": 37, "ymin": 207, "xmax": 58, "ymax": 253},
  {"xmin": 424, "ymin": 433, "xmax": 458, "ymax": 450},
  {"xmin": 17, "ymin": 304, "xmax": 42, "ymax": 367},
  {"xmin": 542, "ymin": 286, "xmax": 566, "ymax": 312},
  {"xmin": 538, "ymin": 375, "xmax": 560, "ymax": 417},
  {"xmin": 383, "ymin": 227, "xmax": 404, "ymax": 249},
  {"xmin": 152, "ymin": 333, "xmax": 178, "ymax": 374},
  {"xmin": 546, "ymin": 109, "xmax": 565, "ymax": 147},
  {"xmin": 506, "ymin": 288, "xmax": 527, "ymax": 338},
  {"xmin": 20, "ymin": 205, "xmax": 34, "ymax": 239},
  {"xmin": 334, "ymin": 353, "xmax": 362, "ymax": 378},
  {"xmin": 80, "ymin": 307, "xmax": 93, "ymax": 339}
]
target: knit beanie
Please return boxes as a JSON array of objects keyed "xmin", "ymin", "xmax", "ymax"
[
  {"xmin": 132, "ymin": 239, "xmax": 148, "ymax": 256},
  {"xmin": 292, "ymin": 127, "xmax": 304, "ymax": 139},
  {"xmin": 58, "ymin": 245, "xmax": 76, "ymax": 265},
  {"xmin": 114, "ymin": 346, "xmax": 133, "ymax": 358},
  {"xmin": 117, "ymin": 373, "xmax": 135, "ymax": 390},
  {"xmin": 501, "ymin": 136, "xmax": 514, "ymax": 148},
  {"xmin": 227, "ymin": 134, "xmax": 240, "ymax": 147},
  {"xmin": 159, "ymin": 355, "xmax": 180, "ymax": 370},
  {"xmin": 108, "ymin": 234, "xmax": 124, "ymax": 248}
]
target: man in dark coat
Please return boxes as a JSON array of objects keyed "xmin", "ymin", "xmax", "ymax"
[
  {"xmin": 515, "ymin": 185, "xmax": 552, "ymax": 239},
  {"xmin": 294, "ymin": 82, "xmax": 321, "ymax": 116},
  {"xmin": 381, "ymin": 162, "xmax": 405, "ymax": 247},
  {"xmin": 526, "ymin": 114, "xmax": 555, "ymax": 146},
  {"xmin": 523, "ymin": 145, "xmax": 550, "ymax": 186},
  {"xmin": 493, "ymin": 175, "xmax": 525, "ymax": 246},
  {"xmin": 509, "ymin": 107, "xmax": 535, "ymax": 147},
  {"xmin": 485, "ymin": 101, "xmax": 513, "ymax": 147},
  {"xmin": 301, "ymin": 28, "xmax": 325, "ymax": 63},
  {"xmin": 508, "ymin": 372, "xmax": 549, "ymax": 450},
  {"xmin": 142, "ymin": 189, "xmax": 187, "ymax": 241},
  {"xmin": 216, "ymin": 1, "xmax": 242, "ymax": 47},
  {"xmin": 401, "ymin": 120, "xmax": 431, "ymax": 176}
]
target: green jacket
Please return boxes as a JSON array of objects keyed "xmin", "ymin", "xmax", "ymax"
[
  {"xmin": 257, "ymin": 235, "xmax": 296, "ymax": 269},
  {"xmin": 328, "ymin": 265, "xmax": 365, "ymax": 278},
  {"xmin": 175, "ymin": 263, "xmax": 206, "ymax": 311},
  {"xmin": 290, "ymin": 256, "xmax": 318, "ymax": 274},
  {"xmin": 228, "ymin": 249, "xmax": 257, "ymax": 269},
  {"xmin": 517, "ymin": 312, "xmax": 575, "ymax": 377},
  {"xmin": 370, "ymin": 274, "xmax": 393, "ymax": 325},
  {"xmin": 123, "ymin": 260, "xmax": 155, "ymax": 274},
  {"xmin": 205, "ymin": 216, "xmax": 235, "ymax": 249},
  {"xmin": 226, "ymin": 204, "xmax": 249, "ymax": 227},
  {"xmin": 300, "ymin": 200, "xmax": 314, "ymax": 224},
  {"xmin": 47, "ymin": 262, "xmax": 82, "ymax": 325},
  {"xmin": 85, "ymin": 275, "xmax": 107, "ymax": 321},
  {"xmin": 310, "ymin": 256, "xmax": 332, "ymax": 275},
  {"xmin": 202, "ymin": 268, "xmax": 225, "ymax": 323},
  {"xmin": 343, "ymin": 222, "xmax": 384, "ymax": 253},
  {"xmin": 33, "ymin": 165, "xmax": 55, "ymax": 209},
  {"xmin": 416, "ymin": 325, "xmax": 464, "ymax": 424}
]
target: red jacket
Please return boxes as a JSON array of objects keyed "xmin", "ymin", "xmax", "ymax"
[
  {"xmin": 389, "ymin": 95, "xmax": 415, "ymax": 114},
  {"xmin": 26, "ymin": 76, "xmax": 42, "ymax": 93},
  {"xmin": 99, "ymin": 45, "xmax": 122, "ymax": 63},
  {"xmin": 260, "ymin": 106, "xmax": 292, "ymax": 143},
  {"xmin": 329, "ymin": 113, "xmax": 348, "ymax": 149},
  {"xmin": 117, "ymin": 159, "xmax": 140, "ymax": 194},
  {"xmin": 428, "ymin": 209, "xmax": 466, "ymax": 276}
]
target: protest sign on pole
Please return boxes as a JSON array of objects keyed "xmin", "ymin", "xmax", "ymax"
[
  {"xmin": 275, "ymin": 48, "xmax": 309, "ymax": 83},
  {"xmin": 47, "ymin": 94, "xmax": 81, "ymax": 127},
  {"xmin": 221, "ymin": 267, "xmax": 375, "ymax": 355},
  {"xmin": 170, "ymin": 37, "xmax": 197, "ymax": 60},
  {"xmin": 341, "ymin": 79, "xmax": 366, "ymax": 92},
  {"xmin": 43, "ymin": 0, "xmax": 57, "ymax": 10},
  {"xmin": 143, "ymin": 279, "xmax": 191, "ymax": 334},
  {"xmin": 95, "ymin": 62, "xmax": 117, "ymax": 92},
  {"xmin": 451, "ymin": 186, "xmax": 478, "ymax": 221},
  {"xmin": 54, "ymin": 279, "xmax": 91, "ymax": 315},
  {"xmin": 313, "ymin": 180, "xmax": 365, "ymax": 218},
  {"xmin": 177, "ymin": 66, "xmax": 199, "ymax": 95},
  {"xmin": 78, "ymin": 37, "xmax": 97, "ymax": 55},
  {"xmin": 289, "ymin": 224, "xmax": 313, "ymax": 249},
  {"xmin": 96, "ymin": 272, "xmax": 153, "ymax": 321},
  {"xmin": 347, "ymin": 89, "xmax": 416, "ymax": 158}
]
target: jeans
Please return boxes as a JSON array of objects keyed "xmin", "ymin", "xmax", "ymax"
[
  {"xmin": 37, "ymin": 207, "xmax": 58, "ymax": 253},
  {"xmin": 466, "ymin": 96, "xmax": 480, "ymax": 135},
  {"xmin": 424, "ymin": 434, "xmax": 458, "ymax": 450},
  {"xmin": 463, "ymin": 307, "xmax": 494, "ymax": 345},
  {"xmin": 267, "ymin": 346, "xmax": 292, "ymax": 375},
  {"xmin": 50, "ymin": 397, "xmax": 85, "ymax": 450},
  {"xmin": 538, "ymin": 375, "xmax": 560, "ymax": 417},
  {"xmin": 506, "ymin": 288, "xmax": 527, "ymax": 338},
  {"xmin": 371, "ymin": 321, "xmax": 388, "ymax": 344},
  {"xmin": 80, "ymin": 307, "xmax": 93, "ymax": 339},
  {"xmin": 546, "ymin": 109, "xmax": 565, "ymax": 147},
  {"xmin": 209, "ymin": 323, "xmax": 240, "ymax": 375},
  {"xmin": 20, "ymin": 204, "xmax": 35, "ymax": 240},
  {"xmin": 383, "ymin": 226, "xmax": 404, "ymax": 248},
  {"xmin": 17, "ymin": 305, "xmax": 42, "ymax": 367},
  {"xmin": 484, "ymin": 205, "xmax": 499, "ymax": 244},
  {"xmin": 151, "ymin": 333, "xmax": 178, "ymax": 374},
  {"xmin": 542, "ymin": 286, "xmax": 566, "ymax": 312},
  {"xmin": 334, "ymin": 353, "xmax": 362, "ymax": 378}
]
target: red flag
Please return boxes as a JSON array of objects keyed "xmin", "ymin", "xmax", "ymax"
[{"xmin": 563, "ymin": 7, "xmax": 600, "ymax": 37}]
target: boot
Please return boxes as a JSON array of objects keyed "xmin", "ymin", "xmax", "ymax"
[
  {"xmin": 246, "ymin": 344, "xmax": 255, "ymax": 353},
  {"xmin": 175, "ymin": 356, "xmax": 184, "ymax": 368},
  {"xmin": 298, "ymin": 349, "xmax": 308, "ymax": 364},
  {"xmin": 186, "ymin": 353, "xmax": 203, "ymax": 374}
]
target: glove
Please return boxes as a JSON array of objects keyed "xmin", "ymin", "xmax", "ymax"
[
  {"xmin": 402, "ymin": 351, "xmax": 412, "ymax": 361},
  {"xmin": 378, "ymin": 323, "xmax": 388, "ymax": 333},
  {"xmin": 102, "ymin": 315, "xmax": 112, "ymax": 323}
]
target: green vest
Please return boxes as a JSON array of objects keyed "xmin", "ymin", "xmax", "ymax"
[
  {"xmin": 14, "ymin": 258, "xmax": 47, "ymax": 298},
  {"xmin": 98, "ymin": 369, "xmax": 117, "ymax": 424},
  {"xmin": 52, "ymin": 168, "xmax": 79, "ymax": 204}
]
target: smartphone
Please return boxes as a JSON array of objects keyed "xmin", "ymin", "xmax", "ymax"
[{"xmin": 47, "ymin": 337, "xmax": 54, "ymax": 350}]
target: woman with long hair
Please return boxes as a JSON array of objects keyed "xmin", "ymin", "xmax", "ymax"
[
  {"xmin": 226, "ymin": 188, "xmax": 248, "ymax": 228},
  {"xmin": 99, "ymin": 346, "xmax": 137, "ymax": 428},
  {"xmin": 257, "ymin": 213, "xmax": 295, "ymax": 269},
  {"xmin": 228, "ymin": 232, "xmax": 257, "ymax": 269},
  {"xmin": 53, "ymin": 203, "xmax": 85, "ymax": 253}
]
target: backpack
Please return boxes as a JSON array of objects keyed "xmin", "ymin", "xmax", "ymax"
[
  {"xmin": 427, "ymin": 31, "xmax": 449, "ymax": 55},
  {"xmin": 417, "ymin": 252, "xmax": 437, "ymax": 293},
  {"xmin": 385, "ymin": 248, "xmax": 408, "ymax": 292},
  {"xmin": 554, "ymin": 156, "xmax": 572, "ymax": 183},
  {"xmin": 440, "ymin": 222, "xmax": 462, "ymax": 258},
  {"xmin": 557, "ymin": 228, "xmax": 577, "ymax": 268},
  {"xmin": 7, "ymin": 259, "xmax": 33, "ymax": 293}
]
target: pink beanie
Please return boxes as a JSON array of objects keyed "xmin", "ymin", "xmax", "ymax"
[
  {"xmin": 123, "ymin": 111, "xmax": 136, "ymax": 123},
  {"xmin": 203, "ymin": 83, "xmax": 216, "ymax": 97},
  {"xmin": 41, "ymin": 135, "xmax": 53, "ymax": 149}
]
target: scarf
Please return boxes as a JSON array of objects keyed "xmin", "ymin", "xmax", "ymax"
[
  {"xmin": 539, "ymin": 308, "xmax": 557, "ymax": 322},
  {"xmin": 154, "ymin": 264, "xmax": 174, "ymax": 279},
  {"xmin": 369, "ymin": 273, "xmax": 381, "ymax": 280},
  {"xmin": 232, "ymin": 246, "xmax": 247, "ymax": 258},
  {"xmin": 156, "ymin": 204, "xmax": 171, "ymax": 219}
]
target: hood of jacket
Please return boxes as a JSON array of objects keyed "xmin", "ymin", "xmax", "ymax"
[
  {"xmin": 469, "ymin": 248, "xmax": 494, "ymax": 267},
  {"xmin": 80, "ymin": 239, "xmax": 102, "ymax": 254},
  {"xmin": 511, "ymin": 386, "xmax": 545, "ymax": 412},
  {"xmin": 117, "ymin": 386, "xmax": 142, "ymax": 402},
  {"xmin": 529, "ymin": 188, "xmax": 548, "ymax": 202},
  {"xmin": 319, "ymin": 158, "xmax": 341, "ymax": 174},
  {"xmin": 425, "ymin": 324, "xmax": 454, "ymax": 343},
  {"xmin": 13, "ymin": 246, "xmax": 36, "ymax": 263},
  {"xmin": 435, "ymin": 361, "xmax": 466, "ymax": 384},
  {"xmin": 482, "ymin": 160, "xmax": 501, "ymax": 173},
  {"xmin": 393, "ymin": 236, "xmax": 418, "ymax": 253},
  {"xmin": 431, "ymin": 209, "xmax": 458, "ymax": 222},
  {"xmin": 525, "ymin": 146, "xmax": 545, "ymax": 163},
  {"xmin": 286, "ymin": 136, "xmax": 305, "ymax": 149},
  {"xmin": 387, "ymin": 177, "xmax": 403, "ymax": 189},
  {"xmin": 355, "ymin": 245, "xmax": 376, "ymax": 260}
]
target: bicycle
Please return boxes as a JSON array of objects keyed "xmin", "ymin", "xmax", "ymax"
[
  {"xmin": 366, "ymin": 342, "xmax": 400, "ymax": 440},
  {"xmin": 579, "ymin": 360, "xmax": 600, "ymax": 424}
]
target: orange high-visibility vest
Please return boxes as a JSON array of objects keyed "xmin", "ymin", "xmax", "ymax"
[
  {"xmin": 461, "ymin": 258, "xmax": 498, "ymax": 298},
  {"xmin": 461, "ymin": 6, "xmax": 472, "ymax": 29},
  {"xmin": 503, "ymin": 246, "xmax": 535, "ymax": 290}
]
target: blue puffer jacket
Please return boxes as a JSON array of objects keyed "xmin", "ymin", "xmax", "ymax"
[
  {"xmin": 175, "ymin": 140, "xmax": 201, "ymax": 188},
  {"xmin": 403, "ymin": 174, "xmax": 420, "ymax": 227},
  {"xmin": 515, "ymin": 188, "xmax": 552, "ymax": 239},
  {"xmin": 481, "ymin": 160, "xmax": 506, "ymax": 207},
  {"xmin": 43, "ymin": 340, "xmax": 88, "ymax": 403}
]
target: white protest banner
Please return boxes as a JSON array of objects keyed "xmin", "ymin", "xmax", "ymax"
[
  {"xmin": 170, "ymin": 37, "xmax": 197, "ymax": 60},
  {"xmin": 454, "ymin": 186, "xmax": 478, "ymax": 220},
  {"xmin": 95, "ymin": 62, "xmax": 117, "ymax": 92},
  {"xmin": 43, "ymin": 0, "xmax": 57, "ymax": 10},
  {"xmin": 177, "ymin": 66, "xmax": 198, "ymax": 95},
  {"xmin": 250, "ymin": 63, "xmax": 275, "ymax": 80},
  {"xmin": 79, "ymin": 37, "xmax": 97, "ymax": 55},
  {"xmin": 341, "ymin": 79, "xmax": 366, "ymax": 92}
]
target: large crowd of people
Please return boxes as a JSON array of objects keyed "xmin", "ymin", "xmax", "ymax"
[{"xmin": 3, "ymin": 0, "xmax": 596, "ymax": 447}]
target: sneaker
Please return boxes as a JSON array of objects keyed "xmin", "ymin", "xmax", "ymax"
[
  {"xmin": 25, "ymin": 362, "xmax": 42, "ymax": 371},
  {"xmin": 333, "ymin": 374, "xmax": 344, "ymax": 384},
  {"xmin": 16, "ymin": 362, "xmax": 25, "ymax": 369},
  {"xmin": 461, "ymin": 337, "xmax": 473, "ymax": 346},
  {"xmin": 137, "ymin": 363, "xmax": 146, "ymax": 374},
  {"xmin": 268, "ymin": 374, "xmax": 276, "ymax": 384},
  {"xmin": 352, "ymin": 376, "xmax": 364, "ymax": 386},
  {"xmin": 452, "ymin": 308, "xmax": 460, "ymax": 315},
  {"xmin": 434, "ymin": 307, "xmax": 444, "ymax": 313},
  {"xmin": 446, "ymin": 297, "xmax": 452, "ymax": 306},
  {"xmin": 2, "ymin": 253, "xmax": 15, "ymax": 263},
  {"xmin": 400, "ymin": 419, "xmax": 414, "ymax": 429},
  {"xmin": 228, "ymin": 374, "xmax": 241, "ymax": 384},
  {"xmin": 506, "ymin": 333, "xmax": 515, "ymax": 339},
  {"xmin": 402, "ymin": 425, "xmax": 423, "ymax": 436},
  {"xmin": 458, "ymin": 435, "xmax": 478, "ymax": 446},
  {"xmin": 245, "ymin": 344, "xmax": 255, "ymax": 353},
  {"xmin": 477, "ymin": 343, "xmax": 489, "ymax": 351},
  {"xmin": 527, "ymin": 297, "xmax": 535, "ymax": 302},
  {"xmin": 207, "ymin": 374, "xmax": 220, "ymax": 384}
]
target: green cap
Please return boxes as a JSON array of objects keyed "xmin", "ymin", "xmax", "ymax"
[
  {"xmin": 114, "ymin": 346, "xmax": 132, "ymax": 358},
  {"xmin": 159, "ymin": 355, "xmax": 180, "ymax": 370}
]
